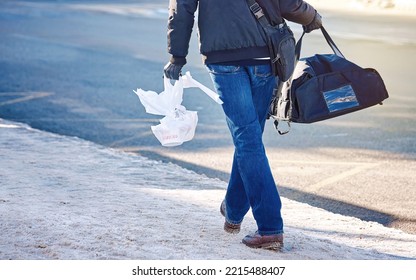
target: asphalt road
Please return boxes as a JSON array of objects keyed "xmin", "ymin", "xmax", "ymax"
[{"xmin": 1, "ymin": 0, "xmax": 415, "ymax": 234}]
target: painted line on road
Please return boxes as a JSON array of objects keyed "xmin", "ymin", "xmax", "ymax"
[
  {"xmin": 307, "ymin": 162, "xmax": 383, "ymax": 192},
  {"xmin": 0, "ymin": 92, "xmax": 54, "ymax": 106},
  {"xmin": 272, "ymin": 159, "xmax": 375, "ymax": 166}
]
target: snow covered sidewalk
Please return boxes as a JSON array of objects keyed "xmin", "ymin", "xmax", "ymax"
[{"xmin": 1, "ymin": 119, "xmax": 416, "ymax": 260}]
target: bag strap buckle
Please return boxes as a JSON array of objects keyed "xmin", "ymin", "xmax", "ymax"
[{"xmin": 249, "ymin": 3, "xmax": 264, "ymax": 19}]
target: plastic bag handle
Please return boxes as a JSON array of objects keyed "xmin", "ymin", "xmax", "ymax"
[{"xmin": 181, "ymin": 72, "xmax": 223, "ymax": 105}]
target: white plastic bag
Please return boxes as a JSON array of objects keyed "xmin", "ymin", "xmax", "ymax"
[
  {"xmin": 134, "ymin": 77, "xmax": 184, "ymax": 116},
  {"xmin": 133, "ymin": 72, "xmax": 222, "ymax": 146},
  {"xmin": 151, "ymin": 106, "xmax": 198, "ymax": 147}
]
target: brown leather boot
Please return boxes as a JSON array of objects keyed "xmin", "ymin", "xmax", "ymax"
[
  {"xmin": 242, "ymin": 232, "xmax": 284, "ymax": 250},
  {"xmin": 220, "ymin": 200, "xmax": 241, "ymax": 234}
]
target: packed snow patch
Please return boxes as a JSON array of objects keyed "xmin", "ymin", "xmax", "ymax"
[{"xmin": 1, "ymin": 119, "xmax": 415, "ymax": 260}]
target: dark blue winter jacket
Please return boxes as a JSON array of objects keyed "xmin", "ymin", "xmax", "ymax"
[{"xmin": 167, "ymin": 0, "xmax": 316, "ymax": 65}]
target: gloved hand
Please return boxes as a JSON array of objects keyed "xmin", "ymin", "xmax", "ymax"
[
  {"xmin": 164, "ymin": 62, "xmax": 183, "ymax": 80},
  {"xmin": 303, "ymin": 11, "xmax": 322, "ymax": 33}
]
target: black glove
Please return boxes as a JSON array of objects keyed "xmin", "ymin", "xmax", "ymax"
[
  {"xmin": 164, "ymin": 62, "xmax": 183, "ymax": 80},
  {"xmin": 303, "ymin": 11, "xmax": 322, "ymax": 33}
]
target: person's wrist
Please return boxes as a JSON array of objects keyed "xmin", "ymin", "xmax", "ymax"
[
  {"xmin": 304, "ymin": 10, "xmax": 322, "ymax": 33},
  {"xmin": 170, "ymin": 56, "xmax": 186, "ymax": 66}
]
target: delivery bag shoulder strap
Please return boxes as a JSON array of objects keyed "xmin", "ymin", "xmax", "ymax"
[{"xmin": 245, "ymin": 0, "xmax": 296, "ymax": 82}]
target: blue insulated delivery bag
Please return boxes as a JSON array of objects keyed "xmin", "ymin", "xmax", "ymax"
[{"xmin": 270, "ymin": 27, "xmax": 389, "ymax": 132}]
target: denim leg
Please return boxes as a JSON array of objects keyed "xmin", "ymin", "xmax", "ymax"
[
  {"xmin": 207, "ymin": 64, "xmax": 283, "ymax": 235},
  {"xmin": 225, "ymin": 65, "xmax": 276, "ymax": 225},
  {"xmin": 225, "ymin": 152, "xmax": 250, "ymax": 224}
]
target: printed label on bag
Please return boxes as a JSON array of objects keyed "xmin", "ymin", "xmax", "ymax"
[{"xmin": 323, "ymin": 84, "xmax": 359, "ymax": 113}]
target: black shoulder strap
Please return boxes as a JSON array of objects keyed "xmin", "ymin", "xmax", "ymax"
[
  {"xmin": 246, "ymin": 0, "xmax": 285, "ymax": 28},
  {"xmin": 246, "ymin": 0, "xmax": 271, "ymax": 28}
]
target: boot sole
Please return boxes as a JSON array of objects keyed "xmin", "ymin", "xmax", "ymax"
[
  {"xmin": 243, "ymin": 241, "xmax": 283, "ymax": 251},
  {"xmin": 224, "ymin": 224, "xmax": 241, "ymax": 234}
]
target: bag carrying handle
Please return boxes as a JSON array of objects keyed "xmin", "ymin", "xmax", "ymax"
[{"xmin": 295, "ymin": 26, "xmax": 345, "ymax": 61}]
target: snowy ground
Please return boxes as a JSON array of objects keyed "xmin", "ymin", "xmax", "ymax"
[{"xmin": 1, "ymin": 119, "xmax": 416, "ymax": 260}]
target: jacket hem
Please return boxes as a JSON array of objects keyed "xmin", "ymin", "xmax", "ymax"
[{"xmin": 202, "ymin": 46, "xmax": 270, "ymax": 64}]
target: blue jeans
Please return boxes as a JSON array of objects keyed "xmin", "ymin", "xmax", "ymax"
[{"xmin": 206, "ymin": 63, "xmax": 283, "ymax": 235}]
